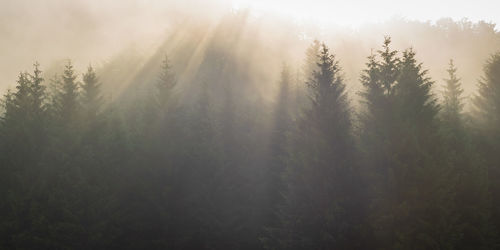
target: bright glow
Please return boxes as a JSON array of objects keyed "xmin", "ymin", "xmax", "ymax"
[{"xmin": 231, "ymin": 0, "xmax": 500, "ymax": 27}]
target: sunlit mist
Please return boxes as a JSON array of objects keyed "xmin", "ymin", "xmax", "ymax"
[
  {"xmin": 231, "ymin": 0, "xmax": 500, "ymax": 27},
  {"xmin": 1, "ymin": 1, "xmax": 500, "ymax": 249}
]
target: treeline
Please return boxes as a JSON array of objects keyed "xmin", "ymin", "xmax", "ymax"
[{"xmin": 1, "ymin": 37, "xmax": 499, "ymax": 249}]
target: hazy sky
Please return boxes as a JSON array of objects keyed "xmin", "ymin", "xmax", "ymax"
[
  {"xmin": 232, "ymin": 0, "xmax": 500, "ymax": 27},
  {"xmin": 1, "ymin": 0, "xmax": 499, "ymax": 91}
]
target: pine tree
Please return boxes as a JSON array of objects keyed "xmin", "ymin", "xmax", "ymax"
[
  {"xmin": 58, "ymin": 60, "xmax": 80, "ymax": 124},
  {"xmin": 0, "ymin": 65, "xmax": 53, "ymax": 248},
  {"xmin": 275, "ymin": 43, "xmax": 366, "ymax": 249},
  {"xmin": 473, "ymin": 52, "xmax": 500, "ymax": 137},
  {"xmin": 167, "ymin": 79, "xmax": 219, "ymax": 249},
  {"xmin": 442, "ymin": 60, "xmax": 464, "ymax": 128},
  {"xmin": 473, "ymin": 52, "xmax": 500, "ymax": 245},
  {"xmin": 156, "ymin": 55, "xmax": 177, "ymax": 110},
  {"xmin": 359, "ymin": 43, "xmax": 400, "ymax": 248},
  {"xmin": 0, "ymin": 90, "xmax": 14, "ymax": 126},
  {"xmin": 0, "ymin": 73, "xmax": 34, "ymax": 249},
  {"xmin": 137, "ymin": 55, "xmax": 178, "ymax": 148},
  {"xmin": 270, "ymin": 64, "xmax": 292, "ymax": 201},
  {"xmin": 81, "ymin": 64, "xmax": 102, "ymax": 120},
  {"xmin": 0, "ymin": 89, "xmax": 16, "ymax": 175},
  {"xmin": 13, "ymin": 72, "xmax": 32, "ymax": 120},
  {"xmin": 0, "ymin": 89, "xmax": 14, "ymax": 180},
  {"xmin": 303, "ymin": 40, "xmax": 321, "ymax": 80},
  {"xmin": 261, "ymin": 65, "xmax": 293, "ymax": 245},
  {"xmin": 27, "ymin": 62, "xmax": 47, "ymax": 155},
  {"xmin": 440, "ymin": 60, "xmax": 494, "ymax": 249},
  {"xmin": 29, "ymin": 62, "xmax": 45, "ymax": 119},
  {"xmin": 2, "ymin": 72, "xmax": 35, "ymax": 163},
  {"xmin": 395, "ymin": 48, "xmax": 438, "ymax": 125},
  {"xmin": 379, "ymin": 37, "xmax": 400, "ymax": 95},
  {"xmin": 361, "ymin": 38, "xmax": 458, "ymax": 249},
  {"xmin": 3, "ymin": 63, "xmax": 47, "ymax": 165},
  {"xmin": 359, "ymin": 37, "xmax": 399, "ymax": 154},
  {"xmin": 39, "ymin": 61, "xmax": 87, "ymax": 248},
  {"xmin": 297, "ymin": 40, "xmax": 322, "ymax": 111}
]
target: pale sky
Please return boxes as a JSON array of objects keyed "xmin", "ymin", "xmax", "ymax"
[
  {"xmin": 231, "ymin": 0, "xmax": 500, "ymax": 27},
  {"xmin": 0, "ymin": 0, "xmax": 499, "ymax": 91}
]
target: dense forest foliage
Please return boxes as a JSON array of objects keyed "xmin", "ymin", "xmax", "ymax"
[{"xmin": 1, "ymin": 14, "xmax": 500, "ymax": 250}]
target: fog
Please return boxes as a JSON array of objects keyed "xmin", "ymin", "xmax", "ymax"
[
  {"xmin": 2, "ymin": 1, "xmax": 500, "ymax": 249},
  {"xmin": 0, "ymin": 0, "xmax": 227, "ymax": 90},
  {"xmin": 2, "ymin": 0, "xmax": 499, "ymax": 101}
]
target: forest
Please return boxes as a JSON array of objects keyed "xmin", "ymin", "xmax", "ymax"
[{"xmin": 1, "ymin": 4, "xmax": 500, "ymax": 250}]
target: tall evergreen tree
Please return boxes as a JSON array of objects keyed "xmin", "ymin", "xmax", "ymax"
[
  {"xmin": 274, "ymin": 43, "xmax": 366, "ymax": 250},
  {"xmin": 156, "ymin": 55, "xmax": 177, "ymax": 110},
  {"xmin": 441, "ymin": 60, "xmax": 464, "ymax": 128},
  {"xmin": 13, "ymin": 72, "xmax": 32, "ymax": 120},
  {"xmin": 473, "ymin": 52, "xmax": 500, "ymax": 137},
  {"xmin": 303, "ymin": 40, "xmax": 321, "ymax": 80},
  {"xmin": 0, "ymin": 73, "xmax": 33, "ymax": 248},
  {"xmin": 473, "ymin": 52, "xmax": 500, "ymax": 243},
  {"xmin": 29, "ymin": 62, "xmax": 45, "ymax": 120},
  {"xmin": 27, "ymin": 62, "xmax": 47, "ymax": 157},
  {"xmin": 2, "ymin": 72, "xmax": 35, "ymax": 165},
  {"xmin": 359, "ymin": 37, "xmax": 400, "ymax": 156},
  {"xmin": 262, "ymin": 65, "xmax": 293, "ymax": 242},
  {"xmin": 58, "ymin": 60, "xmax": 80, "ymax": 124},
  {"xmin": 81, "ymin": 64, "xmax": 102, "ymax": 120},
  {"xmin": 0, "ymin": 72, "xmax": 33, "ymax": 174},
  {"xmin": 296, "ymin": 40, "xmax": 322, "ymax": 111},
  {"xmin": 361, "ymin": 38, "xmax": 458, "ymax": 249},
  {"xmin": 440, "ymin": 60, "xmax": 495, "ymax": 249},
  {"xmin": 3, "ymin": 62, "xmax": 47, "ymax": 166}
]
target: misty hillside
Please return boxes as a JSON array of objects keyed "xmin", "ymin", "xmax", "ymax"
[{"xmin": 1, "ymin": 1, "xmax": 500, "ymax": 249}]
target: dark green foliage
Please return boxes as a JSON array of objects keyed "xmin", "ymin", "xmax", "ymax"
[
  {"xmin": 30, "ymin": 62, "xmax": 46, "ymax": 120},
  {"xmin": 360, "ymin": 38, "xmax": 460, "ymax": 249},
  {"xmin": 58, "ymin": 61, "xmax": 80, "ymax": 123},
  {"xmin": 266, "ymin": 65, "xmax": 293, "ymax": 222},
  {"xmin": 260, "ymin": 65, "xmax": 293, "ymax": 247},
  {"xmin": 268, "ymin": 44, "xmax": 368, "ymax": 250},
  {"xmin": 473, "ymin": 52, "xmax": 500, "ymax": 247},
  {"xmin": 440, "ymin": 61, "xmax": 492, "ymax": 250},
  {"xmin": 474, "ymin": 53, "xmax": 500, "ymax": 135},
  {"xmin": 441, "ymin": 60, "xmax": 464, "ymax": 131},
  {"xmin": 303, "ymin": 40, "xmax": 321, "ymax": 80},
  {"xmin": 0, "ymin": 37, "xmax": 498, "ymax": 250},
  {"xmin": 81, "ymin": 65, "xmax": 103, "ymax": 120}
]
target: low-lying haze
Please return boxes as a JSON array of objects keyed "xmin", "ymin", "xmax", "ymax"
[{"xmin": 1, "ymin": 0, "xmax": 499, "ymax": 102}]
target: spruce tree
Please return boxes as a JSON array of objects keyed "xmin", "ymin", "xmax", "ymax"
[
  {"xmin": 0, "ymin": 72, "xmax": 34, "ymax": 173},
  {"xmin": 0, "ymin": 73, "xmax": 33, "ymax": 248},
  {"xmin": 440, "ymin": 60, "xmax": 494, "ymax": 249},
  {"xmin": 3, "ymin": 72, "xmax": 34, "ymax": 164},
  {"xmin": 275, "ymin": 43, "xmax": 366, "ymax": 249},
  {"xmin": 29, "ymin": 62, "xmax": 45, "ymax": 119},
  {"xmin": 473, "ymin": 52, "xmax": 500, "ymax": 244},
  {"xmin": 2, "ymin": 63, "xmax": 46, "ymax": 173},
  {"xmin": 156, "ymin": 55, "xmax": 177, "ymax": 110},
  {"xmin": 27, "ymin": 62, "xmax": 47, "ymax": 155},
  {"xmin": 442, "ymin": 60, "xmax": 464, "ymax": 128},
  {"xmin": 58, "ymin": 60, "xmax": 80, "ymax": 124},
  {"xmin": 361, "ymin": 38, "xmax": 458, "ymax": 249},
  {"xmin": 268, "ymin": 64, "xmax": 292, "ymax": 213},
  {"xmin": 473, "ymin": 52, "xmax": 500, "ymax": 137},
  {"xmin": 297, "ymin": 40, "xmax": 322, "ymax": 111},
  {"xmin": 13, "ymin": 72, "xmax": 32, "ymax": 121},
  {"xmin": 303, "ymin": 40, "xmax": 321, "ymax": 80},
  {"xmin": 261, "ymin": 65, "xmax": 293, "ymax": 245},
  {"xmin": 81, "ymin": 64, "xmax": 102, "ymax": 120},
  {"xmin": 359, "ymin": 37, "xmax": 399, "ymax": 157}
]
